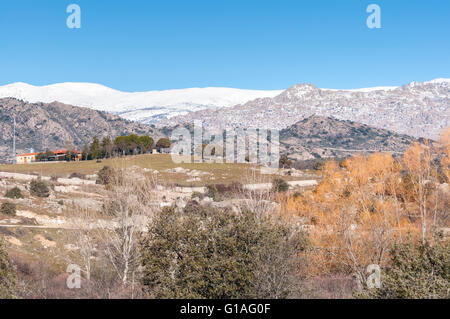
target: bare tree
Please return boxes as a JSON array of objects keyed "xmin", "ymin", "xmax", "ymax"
[
  {"xmin": 237, "ymin": 168, "xmax": 279, "ymax": 217},
  {"xmin": 66, "ymin": 204, "xmax": 98, "ymax": 281},
  {"xmin": 98, "ymin": 167, "xmax": 159, "ymax": 287}
]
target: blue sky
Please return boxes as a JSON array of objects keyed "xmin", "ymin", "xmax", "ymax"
[{"xmin": 0, "ymin": 0, "xmax": 448, "ymax": 91}]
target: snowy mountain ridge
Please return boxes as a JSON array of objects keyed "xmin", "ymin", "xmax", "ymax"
[{"xmin": 0, "ymin": 82, "xmax": 283, "ymax": 123}]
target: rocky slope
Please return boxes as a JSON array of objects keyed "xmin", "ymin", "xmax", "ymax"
[
  {"xmin": 279, "ymin": 116, "xmax": 416, "ymax": 160},
  {"xmin": 0, "ymin": 98, "xmax": 163, "ymax": 162},
  {"xmin": 162, "ymin": 79, "xmax": 450, "ymax": 139}
]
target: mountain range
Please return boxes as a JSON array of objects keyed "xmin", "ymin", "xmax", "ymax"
[
  {"xmin": 1, "ymin": 79, "xmax": 448, "ymax": 140},
  {"xmin": 162, "ymin": 79, "xmax": 450, "ymax": 140},
  {"xmin": 0, "ymin": 82, "xmax": 282, "ymax": 124}
]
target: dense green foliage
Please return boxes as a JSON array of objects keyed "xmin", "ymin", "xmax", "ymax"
[
  {"xmin": 0, "ymin": 241, "xmax": 17, "ymax": 299},
  {"xmin": 140, "ymin": 203, "xmax": 308, "ymax": 298},
  {"xmin": 155, "ymin": 138, "xmax": 171, "ymax": 150},
  {"xmin": 36, "ymin": 150, "xmax": 55, "ymax": 162},
  {"xmin": 80, "ymin": 134, "xmax": 156, "ymax": 160},
  {"xmin": 359, "ymin": 239, "xmax": 450, "ymax": 299}
]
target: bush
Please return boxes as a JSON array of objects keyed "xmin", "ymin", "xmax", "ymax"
[
  {"xmin": 69, "ymin": 172, "xmax": 85, "ymax": 179},
  {"xmin": 206, "ymin": 182, "xmax": 244, "ymax": 201},
  {"xmin": 140, "ymin": 204, "xmax": 309, "ymax": 298},
  {"xmin": 96, "ymin": 166, "xmax": 115, "ymax": 185},
  {"xmin": 272, "ymin": 177, "xmax": 289, "ymax": 193},
  {"xmin": 0, "ymin": 202, "xmax": 16, "ymax": 216},
  {"xmin": 5, "ymin": 187, "xmax": 23, "ymax": 199},
  {"xmin": 279, "ymin": 155, "xmax": 292, "ymax": 168},
  {"xmin": 358, "ymin": 239, "xmax": 450, "ymax": 299},
  {"xmin": 30, "ymin": 179, "xmax": 50, "ymax": 198},
  {"xmin": 0, "ymin": 240, "xmax": 17, "ymax": 298}
]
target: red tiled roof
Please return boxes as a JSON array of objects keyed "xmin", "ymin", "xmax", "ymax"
[
  {"xmin": 17, "ymin": 152, "xmax": 39, "ymax": 157},
  {"xmin": 17, "ymin": 150, "xmax": 82, "ymax": 157}
]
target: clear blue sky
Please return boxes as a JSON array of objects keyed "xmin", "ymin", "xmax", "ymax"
[{"xmin": 0, "ymin": 0, "xmax": 448, "ymax": 91}]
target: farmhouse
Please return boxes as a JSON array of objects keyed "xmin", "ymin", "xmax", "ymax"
[
  {"xmin": 16, "ymin": 152, "xmax": 39, "ymax": 164},
  {"xmin": 16, "ymin": 149, "xmax": 82, "ymax": 164}
]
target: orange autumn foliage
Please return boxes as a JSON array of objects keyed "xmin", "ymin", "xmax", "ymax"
[{"xmin": 281, "ymin": 131, "xmax": 450, "ymax": 284}]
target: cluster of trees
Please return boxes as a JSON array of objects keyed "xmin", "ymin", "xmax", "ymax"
[
  {"xmin": 282, "ymin": 128, "xmax": 450, "ymax": 297},
  {"xmin": 82, "ymin": 135, "xmax": 171, "ymax": 160}
]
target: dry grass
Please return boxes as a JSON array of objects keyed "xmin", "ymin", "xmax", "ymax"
[{"xmin": 0, "ymin": 154, "xmax": 306, "ymax": 186}]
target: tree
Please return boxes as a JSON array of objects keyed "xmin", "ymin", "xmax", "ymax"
[
  {"xmin": 138, "ymin": 136, "xmax": 154, "ymax": 154},
  {"xmin": 140, "ymin": 203, "xmax": 307, "ymax": 298},
  {"xmin": 402, "ymin": 142, "xmax": 437, "ymax": 242},
  {"xmin": 82, "ymin": 144, "xmax": 91, "ymax": 161},
  {"xmin": 64, "ymin": 150, "xmax": 79, "ymax": 162},
  {"xmin": 156, "ymin": 138, "xmax": 171, "ymax": 151},
  {"xmin": 114, "ymin": 136, "xmax": 128, "ymax": 156},
  {"xmin": 128, "ymin": 134, "xmax": 140, "ymax": 155},
  {"xmin": 101, "ymin": 137, "xmax": 114, "ymax": 158},
  {"xmin": 282, "ymin": 153, "xmax": 407, "ymax": 285},
  {"xmin": 279, "ymin": 155, "xmax": 292, "ymax": 168},
  {"xmin": 67, "ymin": 205, "xmax": 97, "ymax": 282},
  {"xmin": 0, "ymin": 240, "xmax": 17, "ymax": 299},
  {"xmin": 89, "ymin": 136, "xmax": 101, "ymax": 160},
  {"xmin": 99, "ymin": 171, "xmax": 157, "ymax": 287},
  {"xmin": 36, "ymin": 150, "xmax": 54, "ymax": 162}
]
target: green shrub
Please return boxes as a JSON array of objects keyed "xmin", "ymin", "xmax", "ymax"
[
  {"xmin": 96, "ymin": 166, "xmax": 115, "ymax": 185},
  {"xmin": 140, "ymin": 204, "xmax": 309, "ymax": 298},
  {"xmin": 0, "ymin": 240, "xmax": 17, "ymax": 299},
  {"xmin": 69, "ymin": 172, "xmax": 85, "ymax": 179},
  {"xmin": 5, "ymin": 187, "xmax": 23, "ymax": 199},
  {"xmin": 358, "ymin": 239, "xmax": 450, "ymax": 299},
  {"xmin": 29, "ymin": 179, "xmax": 50, "ymax": 198},
  {"xmin": 0, "ymin": 202, "xmax": 16, "ymax": 216},
  {"xmin": 205, "ymin": 182, "xmax": 243, "ymax": 202},
  {"xmin": 272, "ymin": 177, "xmax": 289, "ymax": 193}
]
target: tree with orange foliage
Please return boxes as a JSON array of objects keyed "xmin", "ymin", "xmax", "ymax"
[{"xmin": 401, "ymin": 142, "xmax": 438, "ymax": 242}]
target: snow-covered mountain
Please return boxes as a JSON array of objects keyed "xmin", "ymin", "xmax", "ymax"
[
  {"xmin": 162, "ymin": 78, "xmax": 450, "ymax": 140},
  {"xmin": 0, "ymin": 82, "xmax": 283, "ymax": 124}
]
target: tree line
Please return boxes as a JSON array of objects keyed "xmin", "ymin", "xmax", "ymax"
[
  {"xmin": 83, "ymin": 135, "xmax": 172, "ymax": 160},
  {"xmin": 35, "ymin": 135, "xmax": 172, "ymax": 162}
]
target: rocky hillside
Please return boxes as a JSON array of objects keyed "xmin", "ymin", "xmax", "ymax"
[
  {"xmin": 0, "ymin": 98, "xmax": 163, "ymax": 162},
  {"xmin": 161, "ymin": 79, "xmax": 450, "ymax": 140},
  {"xmin": 279, "ymin": 116, "xmax": 416, "ymax": 161}
]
